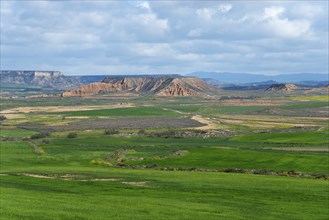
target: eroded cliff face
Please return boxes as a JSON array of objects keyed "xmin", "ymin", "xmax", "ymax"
[
  {"xmin": 62, "ymin": 76, "xmax": 219, "ymax": 97},
  {"xmin": 0, "ymin": 71, "xmax": 82, "ymax": 89},
  {"xmin": 62, "ymin": 83, "xmax": 123, "ymax": 97},
  {"xmin": 266, "ymin": 83, "xmax": 298, "ymax": 91}
]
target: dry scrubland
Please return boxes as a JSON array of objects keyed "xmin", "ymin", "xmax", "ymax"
[{"xmin": 0, "ymin": 92, "xmax": 328, "ymax": 219}]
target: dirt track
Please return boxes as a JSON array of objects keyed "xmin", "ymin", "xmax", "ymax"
[{"xmin": 192, "ymin": 115, "xmax": 218, "ymax": 130}]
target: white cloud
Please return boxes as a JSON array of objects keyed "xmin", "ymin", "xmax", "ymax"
[
  {"xmin": 132, "ymin": 43, "xmax": 174, "ymax": 57},
  {"xmin": 1, "ymin": 1, "xmax": 327, "ymax": 75},
  {"xmin": 263, "ymin": 6, "xmax": 285, "ymax": 20},
  {"xmin": 188, "ymin": 29, "xmax": 203, "ymax": 37},
  {"xmin": 176, "ymin": 53, "xmax": 200, "ymax": 61},
  {"xmin": 291, "ymin": 4, "xmax": 324, "ymax": 19},
  {"xmin": 218, "ymin": 4, "xmax": 232, "ymax": 13},
  {"xmin": 261, "ymin": 6, "xmax": 311, "ymax": 38},
  {"xmin": 196, "ymin": 8, "xmax": 216, "ymax": 20},
  {"xmin": 137, "ymin": 1, "xmax": 151, "ymax": 11},
  {"xmin": 135, "ymin": 13, "xmax": 169, "ymax": 32},
  {"xmin": 43, "ymin": 32, "xmax": 99, "ymax": 44},
  {"xmin": 265, "ymin": 18, "xmax": 311, "ymax": 38}
]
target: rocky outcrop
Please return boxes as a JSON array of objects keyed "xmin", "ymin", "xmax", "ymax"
[
  {"xmin": 62, "ymin": 76, "xmax": 219, "ymax": 97},
  {"xmin": 0, "ymin": 70, "xmax": 82, "ymax": 89},
  {"xmin": 265, "ymin": 83, "xmax": 298, "ymax": 91}
]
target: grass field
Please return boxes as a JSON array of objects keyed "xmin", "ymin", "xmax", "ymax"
[
  {"xmin": 289, "ymin": 96, "xmax": 329, "ymax": 101},
  {"xmin": 1, "ymin": 170, "xmax": 328, "ymax": 220},
  {"xmin": 62, "ymin": 106, "xmax": 181, "ymax": 117},
  {"xmin": 0, "ymin": 95, "xmax": 328, "ymax": 219},
  {"xmin": 232, "ymin": 129, "xmax": 329, "ymax": 144},
  {"xmin": 0, "ymin": 128, "xmax": 38, "ymax": 137}
]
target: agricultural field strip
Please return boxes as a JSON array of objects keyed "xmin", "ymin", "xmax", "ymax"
[
  {"xmin": 221, "ymin": 99, "xmax": 293, "ymax": 106},
  {"xmin": 0, "ymin": 103, "xmax": 135, "ymax": 114},
  {"xmin": 270, "ymin": 147, "xmax": 329, "ymax": 152},
  {"xmin": 213, "ymin": 117, "xmax": 322, "ymax": 128},
  {"xmin": 212, "ymin": 114, "xmax": 328, "ymax": 125},
  {"xmin": 288, "ymin": 96, "xmax": 328, "ymax": 101}
]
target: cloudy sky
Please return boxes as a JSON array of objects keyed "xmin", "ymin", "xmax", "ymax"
[{"xmin": 1, "ymin": 1, "xmax": 328, "ymax": 75}]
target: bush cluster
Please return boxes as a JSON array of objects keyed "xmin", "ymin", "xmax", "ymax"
[
  {"xmin": 0, "ymin": 115, "xmax": 6, "ymax": 121},
  {"xmin": 67, "ymin": 132, "xmax": 77, "ymax": 138},
  {"xmin": 31, "ymin": 132, "xmax": 51, "ymax": 139},
  {"xmin": 42, "ymin": 139, "xmax": 50, "ymax": 144},
  {"xmin": 104, "ymin": 129, "xmax": 119, "ymax": 135}
]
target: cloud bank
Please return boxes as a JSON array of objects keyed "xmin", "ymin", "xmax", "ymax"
[{"xmin": 1, "ymin": 1, "xmax": 328, "ymax": 75}]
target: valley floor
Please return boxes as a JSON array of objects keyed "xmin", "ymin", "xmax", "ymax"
[{"xmin": 0, "ymin": 94, "xmax": 328, "ymax": 219}]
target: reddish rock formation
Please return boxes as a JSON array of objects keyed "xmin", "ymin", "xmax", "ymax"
[{"xmin": 62, "ymin": 76, "xmax": 219, "ymax": 97}]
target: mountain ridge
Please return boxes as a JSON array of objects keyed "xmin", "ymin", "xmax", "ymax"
[
  {"xmin": 62, "ymin": 76, "xmax": 219, "ymax": 97},
  {"xmin": 187, "ymin": 71, "xmax": 328, "ymax": 84}
]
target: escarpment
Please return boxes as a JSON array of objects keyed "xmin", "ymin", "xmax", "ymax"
[{"xmin": 62, "ymin": 76, "xmax": 220, "ymax": 97}]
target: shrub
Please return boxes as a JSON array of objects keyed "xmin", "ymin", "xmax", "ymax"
[
  {"xmin": 138, "ymin": 129, "xmax": 146, "ymax": 135},
  {"xmin": 104, "ymin": 129, "xmax": 119, "ymax": 135},
  {"xmin": 67, "ymin": 132, "xmax": 77, "ymax": 138},
  {"xmin": 90, "ymin": 158, "xmax": 112, "ymax": 167},
  {"xmin": 0, "ymin": 115, "xmax": 6, "ymax": 121},
  {"xmin": 42, "ymin": 139, "xmax": 50, "ymax": 144},
  {"xmin": 31, "ymin": 132, "xmax": 50, "ymax": 139}
]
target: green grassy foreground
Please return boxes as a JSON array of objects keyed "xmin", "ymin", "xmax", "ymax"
[
  {"xmin": 1, "ymin": 169, "xmax": 328, "ymax": 220},
  {"xmin": 1, "ymin": 95, "xmax": 328, "ymax": 219}
]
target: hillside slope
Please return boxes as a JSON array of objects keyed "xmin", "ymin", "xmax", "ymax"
[{"xmin": 62, "ymin": 76, "xmax": 219, "ymax": 97}]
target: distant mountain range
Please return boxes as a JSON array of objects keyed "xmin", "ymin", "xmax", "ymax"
[
  {"xmin": 1, "ymin": 70, "xmax": 328, "ymax": 92},
  {"xmin": 187, "ymin": 71, "xmax": 328, "ymax": 84}
]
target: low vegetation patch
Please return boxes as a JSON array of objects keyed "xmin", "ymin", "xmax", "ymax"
[
  {"xmin": 31, "ymin": 132, "xmax": 51, "ymax": 139},
  {"xmin": 67, "ymin": 132, "xmax": 77, "ymax": 138}
]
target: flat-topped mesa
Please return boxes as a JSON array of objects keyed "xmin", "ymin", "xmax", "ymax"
[
  {"xmin": 62, "ymin": 76, "xmax": 220, "ymax": 97},
  {"xmin": 0, "ymin": 70, "xmax": 81, "ymax": 89},
  {"xmin": 1, "ymin": 70, "xmax": 63, "ymax": 78},
  {"xmin": 34, "ymin": 71, "xmax": 62, "ymax": 78},
  {"xmin": 265, "ymin": 83, "xmax": 299, "ymax": 91}
]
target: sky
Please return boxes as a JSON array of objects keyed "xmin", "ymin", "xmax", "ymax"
[{"xmin": 1, "ymin": 1, "xmax": 328, "ymax": 76}]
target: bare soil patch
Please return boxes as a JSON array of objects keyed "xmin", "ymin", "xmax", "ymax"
[
  {"xmin": 192, "ymin": 115, "xmax": 218, "ymax": 130},
  {"xmin": 0, "ymin": 103, "xmax": 134, "ymax": 114},
  {"xmin": 1, "ymin": 114, "xmax": 26, "ymax": 119},
  {"xmin": 20, "ymin": 173, "xmax": 123, "ymax": 181},
  {"xmin": 122, "ymin": 181, "xmax": 147, "ymax": 187},
  {"xmin": 22, "ymin": 173, "xmax": 55, "ymax": 179}
]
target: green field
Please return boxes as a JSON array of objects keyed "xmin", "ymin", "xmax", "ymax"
[
  {"xmin": 62, "ymin": 106, "xmax": 181, "ymax": 117},
  {"xmin": 290, "ymin": 96, "xmax": 329, "ymax": 101},
  {"xmin": 1, "ymin": 95, "xmax": 328, "ymax": 219},
  {"xmin": 0, "ymin": 128, "xmax": 38, "ymax": 137},
  {"xmin": 129, "ymin": 147, "xmax": 329, "ymax": 173},
  {"xmin": 1, "ymin": 170, "xmax": 328, "ymax": 220},
  {"xmin": 232, "ymin": 129, "xmax": 329, "ymax": 144}
]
